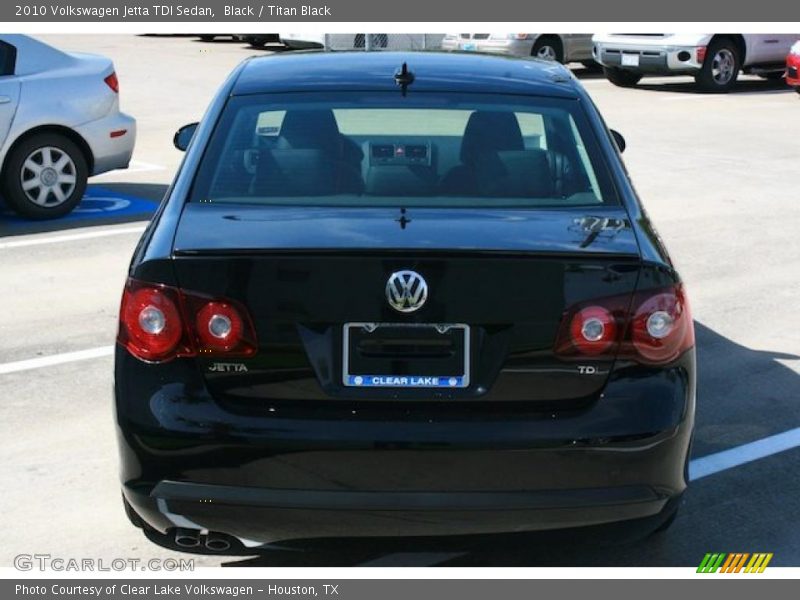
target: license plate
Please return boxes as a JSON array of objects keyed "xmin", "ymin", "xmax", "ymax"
[
  {"xmin": 461, "ymin": 43, "xmax": 477, "ymax": 51},
  {"xmin": 621, "ymin": 53, "xmax": 640, "ymax": 67},
  {"xmin": 343, "ymin": 323, "xmax": 470, "ymax": 388}
]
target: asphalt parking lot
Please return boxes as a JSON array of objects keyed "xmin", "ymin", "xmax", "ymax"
[{"xmin": 1, "ymin": 34, "xmax": 799, "ymax": 568}]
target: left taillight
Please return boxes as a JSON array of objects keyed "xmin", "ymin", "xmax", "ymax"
[
  {"xmin": 104, "ymin": 72, "xmax": 119, "ymax": 93},
  {"xmin": 117, "ymin": 278, "xmax": 257, "ymax": 363}
]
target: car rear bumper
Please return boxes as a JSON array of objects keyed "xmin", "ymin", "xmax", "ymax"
[
  {"xmin": 125, "ymin": 479, "xmax": 675, "ymax": 545},
  {"xmin": 75, "ymin": 111, "xmax": 136, "ymax": 175},
  {"xmin": 116, "ymin": 348, "xmax": 695, "ymax": 545},
  {"xmin": 594, "ymin": 42, "xmax": 703, "ymax": 74}
]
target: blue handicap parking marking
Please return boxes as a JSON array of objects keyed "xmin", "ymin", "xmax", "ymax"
[{"xmin": 0, "ymin": 185, "xmax": 159, "ymax": 233}]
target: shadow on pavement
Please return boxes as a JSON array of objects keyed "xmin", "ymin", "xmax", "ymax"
[
  {"xmin": 570, "ymin": 65, "xmax": 606, "ymax": 80},
  {"xmin": 215, "ymin": 322, "xmax": 800, "ymax": 567},
  {"xmin": 635, "ymin": 77, "xmax": 794, "ymax": 95}
]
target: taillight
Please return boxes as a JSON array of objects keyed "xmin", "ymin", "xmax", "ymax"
[
  {"xmin": 119, "ymin": 281, "xmax": 189, "ymax": 361},
  {"xmin": 629, "ymin": 286, "xmax": 693, "ymax": 364},
  {"xmin": 117, "ymin": 278, "xmax": 257, "ymax": 363},
  {"xmin": 555, "ymin": 284, "xmax": 694, "ymax": 366},
  {"xmin": 196, "ymin": 302, "xmax": 243, "ymax": 352},
  {"xmin": 568, "ymin": 306, "xmax": 617, "ymax": 355},
  {"xmin": 696, "ymin": 46, "xmax": 707, "ymax": 64},
  {"xmin": 104, "ymin": 72, "xmax": 119, "ymax": 93}
]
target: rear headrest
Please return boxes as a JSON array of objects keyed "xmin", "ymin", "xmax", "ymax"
[
  {"xmin": 251, "ymin": 149, "xmax": 337, "ymax": 196},
  {"xmin": 460, "ymin": 111, "xmax": 524, "ymax": 165},
  {"xmin": 473, "ymin": 149, "xmax": 554, "ymax": 198},
  {"xmin": 279, "ymin": 110, "xmax": 341, "ymax": 152},
  {"xmin": 365, "ymin": 166, "xmax": 436, "ymax": 196}
]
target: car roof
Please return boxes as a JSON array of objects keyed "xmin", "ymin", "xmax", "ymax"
[{"xmin": 232, "ymin": 51, "xmax": 581, "ymax": 98}]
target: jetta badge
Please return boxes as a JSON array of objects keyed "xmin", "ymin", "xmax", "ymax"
[{"xmin": 386, "ymin": 270, "xmax": 428, "ymax": 313}]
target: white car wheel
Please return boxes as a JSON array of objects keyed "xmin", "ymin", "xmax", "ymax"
[
  {"xmin": 2, "ymin": 133, "xmax": 88, "ymax": 219},
  {"xmin": 21, "ymin": 146, "xmax": 79, "ymax": 208}
]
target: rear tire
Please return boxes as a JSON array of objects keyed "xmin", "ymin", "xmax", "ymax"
[
  {"xmin": 532, "ymin": 37, "xmax": 564, "ymax": 63},
  {"xmin": 603, "ymin": 66, "xmax": 643, "ymax": 88},
  {"xmin": 649, "ymin": 493, "xmax": 684, "ymax": 536},
  {"xmin": 1, "ymin": 132, "xmax": 88, "ymax": 220},
  {"xmin": 122, "ymin": 494, "xmax": 145, "ymax": 529},
  {"xmin": 653, "ymin": 506, "xmax": 679, "ymax": 533},
  {"xmin": 695, "ymin": 38, "xmax": 740, "ymax": 92}
]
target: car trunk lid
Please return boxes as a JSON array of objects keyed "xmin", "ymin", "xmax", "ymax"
[{"xmin": 172, "ymin": 204, "xmax": 641, "ymax": 406}]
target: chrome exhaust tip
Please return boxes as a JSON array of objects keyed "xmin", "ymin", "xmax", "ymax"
[
  {"xmin": 205, "ymin": 532, "xmax": 232, "ymax": 552},
  {"xmin": 174, "ymin": 528, "xmax": 201, "ymax": 548}
]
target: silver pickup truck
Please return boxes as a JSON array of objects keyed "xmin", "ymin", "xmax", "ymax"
[{"xmin": 592, "ymin": 34, "xmax": 800, "ymax": 92}]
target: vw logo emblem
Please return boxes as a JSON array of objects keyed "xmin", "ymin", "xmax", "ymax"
[{"xmin": 386, "ymin": 270, "xmax": 428, "ymax": 313}]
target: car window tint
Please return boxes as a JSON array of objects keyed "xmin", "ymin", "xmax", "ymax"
[
  {"xmin": 0, "ymin": 41, "xmax": 17, "ymax": 76},
  {"xmin": 193, "ymin": 93, "xmax": 618, "ymax": 209}
]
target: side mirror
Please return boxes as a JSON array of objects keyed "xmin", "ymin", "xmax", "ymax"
[
  {"xmin": 173, "ymin": 122, "xmax": 199, "ymax": 151},
  {"xmin": 610, "ymin": 129, "xmax": 626, "ymax": 153}
]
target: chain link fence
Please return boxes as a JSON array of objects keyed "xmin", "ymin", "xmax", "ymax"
[{"xmin": 325, "ymin": 34, "xmax": 445, "ymax": 51}]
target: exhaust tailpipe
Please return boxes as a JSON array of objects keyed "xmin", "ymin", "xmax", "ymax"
[
  {"xmin": 205, "ymin": 532, "xmax": 232, "ymax": 552},
  {"xmin": 174, "ymin": 528, "xmax": 201, "ymax": 548}
]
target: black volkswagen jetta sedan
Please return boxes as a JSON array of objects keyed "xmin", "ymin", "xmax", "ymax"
[{"xmin": 115, "ymin": 51, "xmax": 695, "ymax": 554}]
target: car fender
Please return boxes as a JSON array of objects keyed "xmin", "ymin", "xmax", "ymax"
[{"xmin": 0, "ymin": 116, "xmax": 93, "ymax": 175}]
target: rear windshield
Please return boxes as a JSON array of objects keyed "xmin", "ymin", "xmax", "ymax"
[{"xmin": 189, "ymin": 92, "xmax": 618, "ymax": 208}]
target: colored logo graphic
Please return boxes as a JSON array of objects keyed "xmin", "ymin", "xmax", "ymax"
[{"xmin": 697, "ymin": 553, "xmax": 773, "ymax": 573}]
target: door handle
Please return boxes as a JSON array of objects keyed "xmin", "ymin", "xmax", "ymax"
[{"xmin": 0, "ymin": 96, "xmax": 11, "ymax": 104}]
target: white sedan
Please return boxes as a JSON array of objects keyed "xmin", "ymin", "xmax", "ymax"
[{"xmin": 0, "ymin": 35, "xmax": 136, "ymax": 219}]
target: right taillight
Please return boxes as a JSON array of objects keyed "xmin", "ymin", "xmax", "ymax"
[
  {"xmin": 555, "ymin": 284, "xmax": 694, "ymax": 366},
  {"xmin": 628, "ymin": 285, "xmax": 693, "ymax": 365},
  {"xmin": 117, "ymin": 278, "xmax": 257, "ymax": 363}
]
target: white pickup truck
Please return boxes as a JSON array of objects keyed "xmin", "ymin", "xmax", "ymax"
[{"xmin": 592, "ymin": 34, "xmax": 800, "ymax": 92}]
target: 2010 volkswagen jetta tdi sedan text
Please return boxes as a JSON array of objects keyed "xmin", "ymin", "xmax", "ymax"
[{"xmin": 115, "ymin": 51, "xmax": 695, "ymax": 554}]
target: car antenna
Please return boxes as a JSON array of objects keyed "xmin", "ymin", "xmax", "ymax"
[{"xmin": 394, "ymin": 62, "xmax": 415, "ymax": 96}]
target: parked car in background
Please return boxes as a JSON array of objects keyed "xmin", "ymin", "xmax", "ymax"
[
  {"xmin": 237, "ymin": 34, "xmax": 281, "ymax": 48},
  {"xmin": 117, "ymin": 51, "xmax": 695, "ymax": 554},
  {"xmin": 279, "ymin": 33, "xmax": 445, "ymax": 51},
  {"xmin": 787, "ymin": 41, "xmax": 800, "ymax": 93},
  {"xmin": 593, "ymin": 34, "xmax": 800, "ymax": 92},
  {"xmin": 0, "ymin": 35, "xmax": 135, "ymax": 219},
  {"xmin": 197, "ymin": 35, "xmax": 238, "ymax": 42},
  {"xmin": 441, "ymin": 33, "xmax": 597, "ymax": 67}
]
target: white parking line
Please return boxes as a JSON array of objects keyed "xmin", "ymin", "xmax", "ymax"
[
  {"xmin": 90, "ymin": 160, "xmax": 167, "ymax": 178},
  {"xmin": 689, "ymin": 427, "xmax": 800, "ymax": 481},
  {"xmin": 0, "ymin": 346, "xmax": 114, "ymax": 375},
  {"xmin": 0, "ymin": 224, "xmax": 146, "ymax": 249}
]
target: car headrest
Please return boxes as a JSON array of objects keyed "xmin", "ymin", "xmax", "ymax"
[
  {"xmin": 460, "ymin": 111, "xmax": 524, "ymax": 165},
  {"xmin": 279, "ymin": 110, "xmax": 341, "ymax": 152},
  {"xmin": 473, "ymin": 149, "xmax": 554, "ymax": 198},
  {"xmin": 252, "ymin": 149, "xmax": 337, "ymax": 196},
  {"xmin": 365, "ymin": 166, "xmax": 437, "ymax": 196}
]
